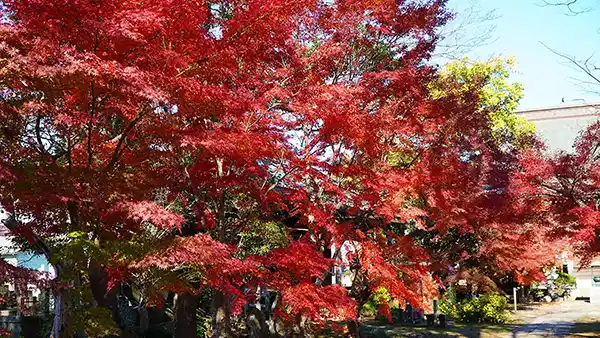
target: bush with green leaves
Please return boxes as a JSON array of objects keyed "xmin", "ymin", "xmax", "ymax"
[
  {"xmin": 237, "ymin": 220, "xmax": 288, "ymax": 258},
  {"xmin": 531, "ymin": 270, "xmax": 577, "ymax": 300},
  {"xmin": 360, "ymin": 288, "xmax": 399, "ymax": 319},
  {"xmin": 552, "ymin": 271, "xmax": 577, "ymax": 298},
  {"xmin": 554, "ymin": 272, "xmax": 576, "ymax": 288},
  {"xmin": 454, "ymin": 292, "xmax": 508, "ymax": 324},
  {"xmin": 438, "ymin": 289, "xmax": 458, "ymax": 318}
]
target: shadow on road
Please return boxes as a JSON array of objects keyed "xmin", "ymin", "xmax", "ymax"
[
  {"xmin": 507, "ymin": 320, "xmax": 572, "ymax": 337},
  {"xmin": 566, "ymin": 319, "xmax": 600, "ymax": 337}
]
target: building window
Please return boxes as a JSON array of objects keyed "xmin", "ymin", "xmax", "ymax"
[{"xmin": 563, "ymin": 264, "xmax": 569, "ymax": 274}]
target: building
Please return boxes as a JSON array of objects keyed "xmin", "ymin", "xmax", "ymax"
[
  {"xmin": 517, "ymin": 102, "xmax": 600, "ymax": 153},
  {"xmin": 517, "ymin": 101, "xmax": 600, "ymax": 299},
  {"xmin": 0, "ymin": 211, "xmax": 51, "ymax": 316}
]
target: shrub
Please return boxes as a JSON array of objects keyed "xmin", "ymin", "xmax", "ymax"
[
  {"xmin": 360, "ymin": 288, "xmax": 399, "ymax": 320},
  {"xmin": 438, "ymin": 289, "xmax": 458, "ymax": 318},
  {"xmin": 554, "ymin": 272, "xmax": 576, "ymax": 288},
  {"xmin": 455, "ymin": 292, "xmax": 508, "ymax": 324},
  {"xmin": 531, "ymin": 271, "xmax": 577, "ymax": 300}
]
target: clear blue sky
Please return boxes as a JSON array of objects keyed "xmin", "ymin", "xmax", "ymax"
[{"xmin": 446, "ymin": 0, "xmax": 600, "ymax": 109}]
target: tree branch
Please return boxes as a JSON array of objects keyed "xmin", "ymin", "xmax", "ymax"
[
  {"xmin": 433, "ymin": 0, "xmax": 500, "ymax": 59},
  {"xmin": 105, "ymin": 105, "xmax": 148, "ymax": 171},
  {"xmin": 35, "ymin": 115, "xmax": 47, "ymax": 156},
  {"xmin": 87, "ymin": 80, "xmax": 96, "ymax": 168},
  {"xmin": 176, "ymin": 11, "xmax": 273, "ymax": 77},
  {"xmin": 538, "ymin": 0, "xmax": 592, "ymax": 15},
  {"xmin": 542, "ymin": 42, "xmax": 600, "ymax": 92},
  {"xmin": 2, "ymin": 215, "xmax": 52, "ymax": 262}
]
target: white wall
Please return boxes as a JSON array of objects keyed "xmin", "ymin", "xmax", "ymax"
[{"xmin": 518, "ymin": 102, "xmax": 600, "ymax": 153}]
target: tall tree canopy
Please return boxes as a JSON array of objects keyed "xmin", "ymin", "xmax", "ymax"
[
  {"xmin": 0, "ymin": 0, "xmax": 556, "ymax": 337},
  {"xmin": 408, "ymin": 57, "xmax": 557, "ymax": 287}
]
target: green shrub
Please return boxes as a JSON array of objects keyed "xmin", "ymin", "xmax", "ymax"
[
  {"xmin": 359, "ymin": 303, "xmax": 377, "ymax": 318},
  {"xmin": 554, "ymin": 272, "xmax": 576, "ymax": 288},
  {"xmin": 438, "ymin": 289, "xmax": 458, "ymax": 318},
  {"xmin": 455, "ymin": 292, "xmax": 508, "ymax": 324},
  {"xmin": 360, "ymin": 288, "xmax": 399, "ymax": 319}
]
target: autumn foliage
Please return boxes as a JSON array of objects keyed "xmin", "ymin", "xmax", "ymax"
[
  {"xmin": 514, "ymin": 121, "xmax": 600, "ymax": 266},
  {"xmin": 0, "ymin": 0, "xmax": 561, "ymax": 337}
]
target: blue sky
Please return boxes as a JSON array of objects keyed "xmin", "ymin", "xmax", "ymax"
[{"xmin": 446, "ymin": 0, "xmax": 600, "ymax": 109}]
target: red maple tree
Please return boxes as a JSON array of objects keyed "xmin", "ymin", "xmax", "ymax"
[
  {"xmin": 514, "ymin": 121, "xmax": 600, "ymax": 266},
  {"xmin": 0, "ymin": 0, "xmax": 558, "ymax": 337}
]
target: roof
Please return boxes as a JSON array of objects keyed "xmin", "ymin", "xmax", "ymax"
[{"xmin": 517, "ymin": 102, "xmax": 600, "ymax": 122}]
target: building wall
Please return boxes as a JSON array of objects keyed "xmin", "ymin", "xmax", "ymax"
[
  {"xmin": 571, "ymin": 264, "xmax": 592, "ymax": 298},
  {"xmin": 517, "ymin": 102, "xmax": 600, "ymax": 153}
]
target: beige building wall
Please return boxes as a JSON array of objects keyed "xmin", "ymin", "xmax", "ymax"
[{"xmin": 517, "ymin": 102, "xmax": 600, "ymax": 153}]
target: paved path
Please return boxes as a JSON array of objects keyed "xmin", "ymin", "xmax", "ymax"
[{"xmin": 505, "ymin": 300, "xmax": 600, "ymax": 337}]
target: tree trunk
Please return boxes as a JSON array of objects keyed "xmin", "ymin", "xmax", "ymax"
[
  {"xmin": 122, "ymin": 283, "xmax": 149, "ymax": 332},
  {"xmin": 224, "ymin": 296, "xmax": 232, "ymax": 336},
  {"xmin": 297, "ymin": 314, "xmax": 312, "ymax": 337},
  {"xmin": 138, "ymin": 306, "xmax": 149, "ymax": 333},
  {"xmin": 51, "ymin": 285, "xmax": 78, "ymax": 338},
  {"xmin": 88, "ymin": 260, "xmax": 109, "ymax": 307},
  {"xmin": 50, "ymin": 288, "xmax": 63, "ymax": 338},
  {"xmin": 211, "ymin": 291, "xmax": 223, "ymax": 338},
  {"xmin": 212, "ymin": 159, "xmax": 233, "ymax": 338},
  {"xmin": 347, "ymin": 304, "xmax": 363, "ymax": 338},
  {"xmin": 245, "ymin": 306, "xmax": 271, "ymax": 338},
  {"xmin": 347, "ymin": 319, "xmax": 361, "ymax": 338},
  {"xmin": 176, "ymin": 292, "xmax": 199, "ymax": 338},
  {"xmin": 88, "ymin": 260, "xmax": 120, "ymax": 321},
  {"xmin": 211, "ymin": 290, "xmax": 234, "ymax": 338},
  {"xmin": 50, "ymin": 264, "xmax": 75, "ymax": 338}
]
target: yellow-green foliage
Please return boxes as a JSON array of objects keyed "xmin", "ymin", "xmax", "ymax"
[
  {"xmin": 455, "ymin": 292, "xmax": 508, "ymax": 323},
  {"xmin": 387, "ymin": 150, "xmax": 418, "ymax": 168},
  {"xmin": 361, "ymin": 287, "xmax": 400, "ymax": 317},
  {"xmin": 73, "ymin": 307, "xmax": 121, "ymax": 337},
  {"xmin": 433, "ymin": 57, "xmax": 535, "ymax": 147},
  {"xmin": 555, "ymin": 272, "xmax": 577, "ymax": 288},
  {"xmin": 237, "ymin": 220, "xmax": 288, "ymax": 257}
]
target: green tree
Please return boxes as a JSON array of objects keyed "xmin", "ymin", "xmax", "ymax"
[{"xmin": 434, "ymin": 57, "xmax": 535, "ymax": 148}]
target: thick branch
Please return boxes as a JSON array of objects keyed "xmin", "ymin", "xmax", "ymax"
[
  {"xmin": 35, "ymin": 115, "xmax": 48, "ymax": 156},
  {"xmin": 265, "ymin": 167, "xmax": 298, "ymax": 193},
  {"xmin": 87, "ymin": 80, "xmax": 96, "ymax": 168},
  {"xmin": 2, "ymin": 216, "xmax": 52, "ymax": 262},
  {"xmin": 105, "ymin": 106, "xmax": 147, "ymax": 171}
]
